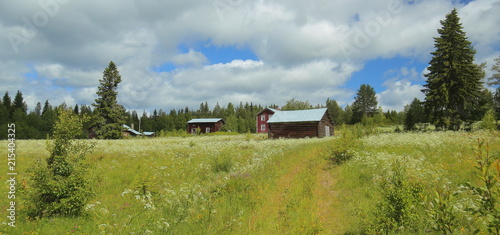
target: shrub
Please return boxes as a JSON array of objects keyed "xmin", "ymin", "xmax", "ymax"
[
  {"xmin": 326, "ymin": 125, "xmax": 362, "ymax": 165},
  {"xmin": 479, "ymin": 109, "xmax": 497, "ymax": 131},
  {"xmin": 210, "ymin": 154, "xmax": 234, "ymax": 173},
  {"xmin": 27, "ymin": 109, "xmax": 96, "ymax": 218},
  {"xmin": 372, "ymin": 160, "xmax": 424, "ymax": 233},
  {"xmin": 465, "ymin": 139, "xmax": 500, "ymax": 234}
]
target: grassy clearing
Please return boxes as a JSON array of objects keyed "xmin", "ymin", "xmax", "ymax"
[
  {"xmin": 0, "ymin": 134, "xmax": 338, "ymax": 234},
  {"xmin": 2, "ymin": 130, "xmax": 500, "ymax": 234}
]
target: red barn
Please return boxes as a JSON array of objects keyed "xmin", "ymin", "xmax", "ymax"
[
  {"xmin": 255, "ymin": 108, "xmax": 279, "ymax": 133},
  {"xmin": 187, "ymin": 118, "xmax": 225, "ymax": 134}
]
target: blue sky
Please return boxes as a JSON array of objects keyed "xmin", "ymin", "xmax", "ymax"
[{"xmin": 0, "ymin": 0, "xmax": 498, "ymax": 112}]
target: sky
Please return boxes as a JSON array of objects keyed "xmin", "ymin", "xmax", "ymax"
[{"xmin": 0, "ymin": 0, "xmax": 499, "ymax": 113}]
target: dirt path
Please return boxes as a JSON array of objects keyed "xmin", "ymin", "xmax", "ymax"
[{"xmin": 249, "ymin": 143, "xmax": 347, "ymax": 234}]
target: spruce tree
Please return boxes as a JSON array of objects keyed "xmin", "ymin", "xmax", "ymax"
[
  {"xmin": 3, "ymin": 91, "xmax": 12, "ymax": 120},
  {"xmin": 487, "ymin": 56, "xmax": 500, "ymax": 86},
  {"xmin": 13, "ymin": 90, "xmax": 26, "ymax": 110},
  {"xmin": 92, "ymin": 61, "xmax": 125, "ymax": 139},
  {"xmin": 352, "ymin": 84, "xmax": 378, "ymax": 123},
  {"xmin": 422, "ymin": 9, "xmax": 484, "ymax": 130}
]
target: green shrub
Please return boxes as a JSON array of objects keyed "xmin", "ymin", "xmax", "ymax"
[
  {"xmin": 465, "ymin": 139, "xmax": 500, "ymax": 234},
  {"xmin": 27, "ymin": 109, "xmax": 96, "ymax": 218},
  {"xmin": 326, "ymin": 125, "xmax": 362, "ymax": 165},
  {"xmin": 479, "ymin": 109, "xmax": 497, "ymax": 131},
  {"xmin": 210, "ymin": 154, "xmax": 234, "ymax": 173},
  {"xmin": 372, "ymin": 160, "xmax": 424, "ymax": 233}
]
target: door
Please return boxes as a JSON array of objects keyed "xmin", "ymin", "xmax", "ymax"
[{"xmin": 324, "ymin": 126, "xmax": 330, "ymax": 137}]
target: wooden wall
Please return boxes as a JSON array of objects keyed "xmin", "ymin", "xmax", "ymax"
[{"xmin": 268, "ymin": 113, "xmax": 334, "ymax": 139}]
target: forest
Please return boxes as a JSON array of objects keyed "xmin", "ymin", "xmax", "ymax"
[{"xmin": 0, "ymin": 89, "xmax": 404, "ymax": 139}]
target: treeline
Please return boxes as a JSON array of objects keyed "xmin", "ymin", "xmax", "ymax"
[{"xmin": 0, "ymin": 89, "xmax": 408, "ymax": 140}]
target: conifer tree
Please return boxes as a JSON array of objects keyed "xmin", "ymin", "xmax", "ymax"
[
  {"xmin": 92, "ymin": 61, "xmax": 125, "ymax": 139},
  {"xmin": 2, "ymin": 91, "xmax": 12, "ymax": 120},
  {"xmin": 352, "ymin": 84, "xmax": 378, "ymax": 123},
  {"xmin": 487, "ymin": 56, "xmax": 500, "ymax": 86},
  {"xmin": 12, "ymin": 90, "xmax": 27, "ymax": 114},
  {"xmin": 422, "ymin": 9, "xmax": 484, "ymax": 130}
]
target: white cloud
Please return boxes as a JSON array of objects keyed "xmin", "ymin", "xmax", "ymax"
[
  {"xmin": 0, "ymin": 0, "xmax": 497, "ymax": 112},
  {"xmin": 378, "ymin": 66, "xmax": 427, "ymax": 111},
  {"xmin": 171, "ymin": 49, "xmax": 208, "ymax": 67}
]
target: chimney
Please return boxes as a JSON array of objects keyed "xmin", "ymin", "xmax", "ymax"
[{"xmin": 131, "ymin": 123, "xmax": 135, "ymax": 130}]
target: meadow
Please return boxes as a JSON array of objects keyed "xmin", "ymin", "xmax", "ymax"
[{"xmin": 1, "ymin": 129, "xmax": 500, "ymax": 234}]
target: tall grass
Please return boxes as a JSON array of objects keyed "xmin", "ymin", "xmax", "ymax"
[
  {"xmin": 0, "ymin": 134, "xmax": 332, "ymax": 234},
  {"xmin": 336, "ymin": 130, "xmax": 500, "ymax": 233}
]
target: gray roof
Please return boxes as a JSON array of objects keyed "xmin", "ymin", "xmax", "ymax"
[
  {"xmin": 187, "ymin": 118, "xmax": 224, "ymax": 123},
  {"xmin": 123, "ymin": 124, "xmax": 142, "ymax": 135},
  {"xmin": 123, "ymin": 124, "xmax": 155, "ymax": 136},
  {"xmin": 267, "ymin": 108, "xmax": 328, "ymax": 123}
]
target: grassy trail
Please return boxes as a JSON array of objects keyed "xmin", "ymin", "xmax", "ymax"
[{"xmin": 249, "ymin": 141, "xmax": 347, "ymax": 234}]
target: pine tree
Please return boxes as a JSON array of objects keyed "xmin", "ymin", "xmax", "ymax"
[
  {"xmin": 352, "ymin": 84, "xmax": 378, "ymax": 123},
  {"xmin": 92, "ymin": 61, "xmax": 126, "ymax": 139},
  {"xmin": 422, "ymin": 9, "xmax": 484, "ymax": 130}
]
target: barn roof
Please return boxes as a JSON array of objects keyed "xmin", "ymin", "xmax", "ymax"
[
  {"xmin": 267, "ymin": 108, "xmax": 328, "ymax": 123},
  {"xmin": 187, "ymin": 118, "xmax": 224, "ymax": 123}
]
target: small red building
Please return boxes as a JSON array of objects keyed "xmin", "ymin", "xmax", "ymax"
[
  {"xmin": 255, "ymin": 108, "xmax": 279, "ymax": 133},
  {"xmin": 187, "ymin": 118, "xmax": 225, "ymax": 134}
]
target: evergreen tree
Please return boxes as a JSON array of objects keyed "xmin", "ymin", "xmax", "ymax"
[
  {"xmin": 12, "ymin": 90, "xmax": 27, "ymax": 114},
  {"xmin": 34, "ymin": 102, "xmax": 42, "ymax": 116},
  {"xmin": 404, "ymin": 98, "xmax": 425, "ymax": 131},
  {"xmin": 27, "ymin": 109, "xmax": 95, "ymax": 217},
  {"xmin": 487, "ymin": 56, "xmax": 500, "ymax": 86},
  {"xmin": 73, "ymin": 104, "xmax": 79, "ymax": 115},
  {"xmin": 326, "ymin": 98, "xmax": 344, "ymax": 125},
  {"xmin": 344, "ymin": 105, "xmax": 354, "ymax": 124},
  {"xmin": 352, "ymin": 84, "xmax": 378, "ymax": 123},
  {"xmin": 3, "ymin": 91, "xmax": 12, "ymax": 120},
  {"xmin": 422, "ymin": 9, "xmax": 484, "ymax": 130},
  {"xmin": 42, "ymin": 100, "xmax": 50, "ymax": 115},
  {"xmin": 92, "ymin": 61, "xmax": 126, "ymax": 139}
]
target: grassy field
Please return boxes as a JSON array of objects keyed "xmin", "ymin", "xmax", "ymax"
[{"xmin": 1, "ymin": 130, "xmax": 500, "ymax": 234}]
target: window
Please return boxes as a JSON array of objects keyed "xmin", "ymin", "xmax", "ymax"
[
  {"xmin": 261, "ymin": 124, "xmax": 266, "ymax": 131},
  {"xmin": 261, "ymin": 115, "xmax": 266, "ymax": 121}
]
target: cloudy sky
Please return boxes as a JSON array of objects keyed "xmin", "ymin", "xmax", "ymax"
[{"xmin": 0, "ymin": 0, "xmax": 499, "ymax": 112}]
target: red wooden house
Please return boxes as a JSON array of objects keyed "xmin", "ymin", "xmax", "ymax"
[
  {"xmin": 187, "ymin": 118, "xmax": 224, "ymax": 134},
  {"xmin": 255, "ymin": 108, "xmax": 279, "ymax": 133}
]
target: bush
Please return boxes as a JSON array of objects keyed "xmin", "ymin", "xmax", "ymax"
[
  {"xmin": 326, "ymin": 125, "xmax": 362, "ymax": 165},
  {"xmin": 27, "ymin": 109, "xmax": 96, "ymax": 218},
  {"xmin": 210, "ymin": 154, "xmax": 234, "ymax": 173},
  {"xmin": 372, "ymin": 160, "xmax": 424, "ymax": 233},
  {"xmin": 479, "ymin": 109, "xmax": 497, "ymax": 131}
]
